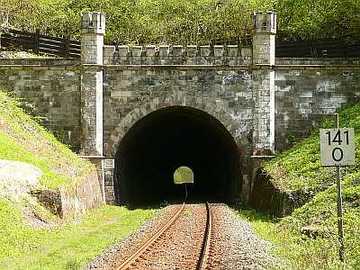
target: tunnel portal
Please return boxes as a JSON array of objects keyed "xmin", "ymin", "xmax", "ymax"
[{"xmin": 114, "ymin": 106, "xmax": 241, "ymax": 206}]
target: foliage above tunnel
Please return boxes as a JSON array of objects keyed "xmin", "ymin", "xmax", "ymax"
[{"xmin": 1, "ymin": 0, "xmax": 359, "ymax": 45}]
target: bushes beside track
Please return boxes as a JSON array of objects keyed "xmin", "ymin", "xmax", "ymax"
[{"xmin": 241, "ymin": 104, "xmax": 360, "ymax": 269}]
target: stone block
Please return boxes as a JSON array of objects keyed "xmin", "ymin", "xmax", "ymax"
[
  {"xmin": 172, "ymin": 45, "xmax": 184, "ymax": 57},
  {"xmin": 145, "ymin": 45, "xmax": 157, "ymax": 57},
  {"xmin": 118, "ymin": 46, "xmax": 129, "ymax": 57},
  {"xmin": 103, "ymin": 45, "xmax": 115, "ymax": 65},
  {"xmin": 199, "ymin": 45, "xmax": 211, "ymax": 57},
  {"xmin": 227, "ymin": 45, "xmax": 238, "ymax": 57},
  {"xmin": 214, "ymin": 45, "xmax": 225, "ymax": 57}
]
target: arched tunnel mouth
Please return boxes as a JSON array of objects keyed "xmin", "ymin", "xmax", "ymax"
[{"xmin": 114, "ymin": 106, "xmax": 242, "ymax": 207}]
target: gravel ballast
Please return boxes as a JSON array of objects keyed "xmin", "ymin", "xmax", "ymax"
[
  {"xmin": 86, "ymin": 203, "xmax": 280, "ymax": 269},
  {"xmin": 209, "ymin": 204, "xmax": 279, "ymax": 269}
]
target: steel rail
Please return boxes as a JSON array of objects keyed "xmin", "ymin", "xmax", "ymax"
[
  {"xmin": 197, "ymin": 202, "xmax": 212, "ymax": 270},
  {"xmin": 116, "ymin": 202, "xmax": 186, "ymax": 270}
]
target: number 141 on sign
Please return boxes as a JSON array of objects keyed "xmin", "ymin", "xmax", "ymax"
[{"xmin": 320, "ymin": 128, "xmax": 355, "ymax": 167}]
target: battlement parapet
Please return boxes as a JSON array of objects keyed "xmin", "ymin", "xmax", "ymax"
[{"xmin": 103, "ymin": 45, "xmax": 252, "ymax": 66}]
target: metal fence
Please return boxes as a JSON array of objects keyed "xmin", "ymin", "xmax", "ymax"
[
  {"xmin": 1, "ymin": 28, "xmax": 360, "ymax": 58},
  {"xmin": 0, "ymin": 28, "xmax": 81, "ymax": 58},
  {"xmin": 276, "ymin": 39, "xmax": 360, "ymax": 57}
]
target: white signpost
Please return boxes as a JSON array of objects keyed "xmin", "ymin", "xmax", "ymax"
[{"xmin": 320, "ymin": 115, "xmax": 356, "ymax": 263}]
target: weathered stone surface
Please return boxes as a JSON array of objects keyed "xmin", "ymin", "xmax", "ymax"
[
  {"xmin": 249, "ymin": 169, "xmax": 315, "ymax": 217},
  {"xmin": 0, "ymin": 11, "xmax": 359, "ymax": 209},
  {"xmin": 253, "ymin": 12, "xmax": 276, "ymax": 65},
  {"xmin": 80, "ymin": 12, "xmax": 104, "ymax": 156},
  {"xmin": 31, "ymin": 189, "xmax": 62, "ymax": 216},
  {"xmin": 275, "ymin": 69, "xmax": 360, "ymax": 150},
  {"xmin": 0, "ymin": 57, "xmax": 359, "ymax": 206},
  {"xmin": 31, "ymin": 169, "xmax": 103, "ymax": 218},
  {"xmin": 103, "ymin": 68, "xmax": 254, "ymax": 157},
  {"xmin": 109, "ymin": 45, "xmax": 252, "ymax": 66},
  {"xmin": 103, "ymin": 158, "xmax": 115, "ymax": 204},
  {"xmin": 0, "ymin": 64, "xmax": 81, "ymax": 150},
  {"xmin": 59, "ymin": 169, "xmax": 103, "ymax": 218}
]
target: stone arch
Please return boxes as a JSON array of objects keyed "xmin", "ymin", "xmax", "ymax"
[{"xmin": 106, "ymin": 93, "xmax": 247, "ymax": 157}]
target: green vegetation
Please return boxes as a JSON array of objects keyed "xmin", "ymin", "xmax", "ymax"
[
  {"xmin": 0, "ymin": 90, "xmax": 157, "ymax": 269},
  {"xmin": 174, "ymin": 166, "xmax": 194, "ymax": 184},
  {"xmin": 1, "ymin": 0, "xmax": 359, "ymax": 44},
  {"xmin": 0, "ymin": 133, "xmax": 69, "ymax": 188},
  {"xmin": 0, "ymin": 91, "xmax": 92, "ymax": 189},
  {"xmin": 265, "ymin": 104, "xmax": 360, "ymax": 192},
  {"xmin": 0, "ymin": 199, "xmax": 156, "ymax": 269},
  {"xmin": 239, "ymin": 104, "xmax": 360, "ymax": 269}
]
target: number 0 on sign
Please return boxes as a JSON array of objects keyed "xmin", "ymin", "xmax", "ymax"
[{"xmin": 320, "ymin": 128, "xmax": 355, "ymax": 166}]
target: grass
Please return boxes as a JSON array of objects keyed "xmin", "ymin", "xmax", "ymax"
[
  {"xmin": 238, "ymin": 104, "xmax": 360, "ymax": 269},
  {"xmin": 0, "ymin": 132, "xmax": 68, "ymax": 189},
  {"xmin": 236, "ymin": 209, "xmax": 341, "ymax": 270},
  {"xmin": 0, "ymin": 90, "xmax": 159, "ymax": 269},
  {"xmin": 0, "ymin": 90, "xmax": 93, "ymax": 189},
  {"xmin": 0, "ymin": 199, "xmax": 156, "ymax": 269},
  {"xmin": 237, "ymin": 206, "xmax": 360, "ymax": 269},
  {"xmin": 265, "ymin": 104, "xmax": 360, "ymax": 193}
]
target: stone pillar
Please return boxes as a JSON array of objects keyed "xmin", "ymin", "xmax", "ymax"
[
  {"xmin": 252, "ymin": 11, "xmax": 276, "ymax": 155},
  {"xmin": 103, "ymin": 159, "xmax": 116, "ymax": 204},
  {"xmin": 252, "ymin": 11, "xmax": 276, "ymax": 66},
  {"xmin": 80, "ymin": 12, "xmax": 105, "ymax": 156}
]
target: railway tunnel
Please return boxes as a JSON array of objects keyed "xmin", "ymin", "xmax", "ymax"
[{"xmin": 114, "ymin": 106, "xmax": 242, "ymax": 206}]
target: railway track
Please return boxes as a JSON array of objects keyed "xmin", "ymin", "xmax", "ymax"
[{"xmin": 116, "ymin": 202, "xmax": 213, "ymax": 270}]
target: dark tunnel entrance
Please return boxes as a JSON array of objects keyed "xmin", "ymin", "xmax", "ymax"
[{"xmin": 115, "ymin": 106, "xmax": 241, "ymax": 206}]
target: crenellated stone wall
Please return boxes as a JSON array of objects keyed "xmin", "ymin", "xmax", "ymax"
[{"xmin": 103, "ymin": 45, "xmax": 252, "ymax": 66}]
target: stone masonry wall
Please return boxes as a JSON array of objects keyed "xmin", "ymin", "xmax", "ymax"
[
  {"xmin": 102, "ymin": 45, "xmax": 255, "ymax": 161},
  {"xmin": 59, "ymin": 169, "xmax": 103, "ymax": 218},
  {"xmin": 103, "ymin": 66, "xmax": 254, "ymax": 158},
  {"xmin": 0, "ymin": 53, "xmax": 360, "ymax": 207},
  {"xmin": 104, "ymin": 45, "xmax": 252, "ymax": 66},
  {"xmin": 0, "ymin": 59, "xmax": 81, "ymax": 149},
  {"xmin": 275, "ymin": 66, "xmax": 360, "ymax": 150},
  {"xmin": 32, "ymin": 169, "xmax": 104, "ymax": 219},
  {"xmin": 252, "ymin": 69, "xmax": 275, "ymax": 153}
]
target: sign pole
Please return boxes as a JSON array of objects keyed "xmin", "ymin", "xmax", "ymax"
[
  {"xmin": 335, "ymin": 113, "xmax": 345, "ymax": 262},
  {"xmin": 321, "ymin": 114, "xmax": 355, "ymax": 264},
  {"xmin": 336, "ymin": 164, "xmax": 345, "ymax": 262}
]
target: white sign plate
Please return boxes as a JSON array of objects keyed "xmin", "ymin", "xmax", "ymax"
[{"xmin": 320, "ymin": 128, "xmax": 356, "ymax": 166}]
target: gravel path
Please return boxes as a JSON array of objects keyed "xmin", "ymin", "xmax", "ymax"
[{"xmin": 86, "ymin": 203, "xmax": 279, "ymax": 270}]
